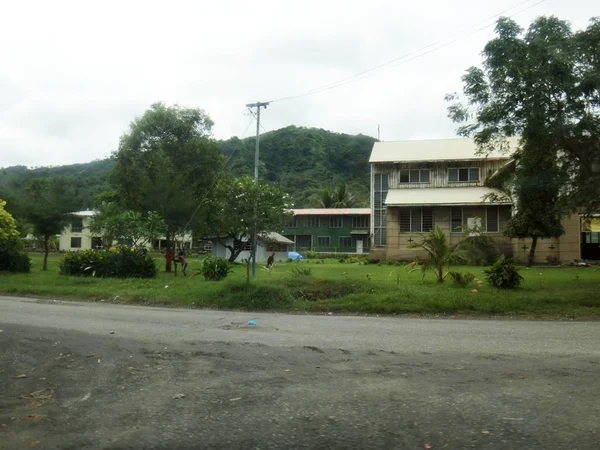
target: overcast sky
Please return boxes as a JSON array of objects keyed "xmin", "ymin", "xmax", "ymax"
[{"xmin": 0, "ymin": 0, "xmax": 597, "ymax": 168}]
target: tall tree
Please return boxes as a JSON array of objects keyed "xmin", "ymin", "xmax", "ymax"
[
  {"xmin": 21, "ymin": 178, "xmax": 76, "ymax": 270},
  {"xmin": 203, "ymin": 176, "xmax": 292, "ymax": 263},
  {"xmin": 446, "ymin": 16, "xmax": 600, "ymax": 264},
  {"xmin": 111, "ymin": 103, "xmax": 224, "ymax": 271}
]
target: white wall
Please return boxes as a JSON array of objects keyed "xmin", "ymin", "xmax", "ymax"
[{"xmin": 210, "ymin": 238, "xmax": 289, "ymax": 263}]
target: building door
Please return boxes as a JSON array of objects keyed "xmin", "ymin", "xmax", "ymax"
[
  {"xmin": 356, "ymin": 239, "xmax": 363, "ymax": 254},
  {"xmin": 581, "ymin": 218, "xmax": 600, "ymax": 260}
]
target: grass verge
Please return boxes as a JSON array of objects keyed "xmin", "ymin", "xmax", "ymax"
[{"xmin": 1, "ymin": 253, "xmax": 599, "ymax": 318}]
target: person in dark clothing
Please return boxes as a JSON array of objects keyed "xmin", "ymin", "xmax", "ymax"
[{"xmin": 267, "ymin": 252, "xmax": 275, "ymax": 268}]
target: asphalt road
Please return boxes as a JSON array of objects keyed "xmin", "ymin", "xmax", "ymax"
[{"xmin": 1, "ymin": 296, "xmax": 599, "ymax": 449}]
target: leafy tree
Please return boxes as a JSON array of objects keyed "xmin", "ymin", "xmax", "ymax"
[
  {"xmin": 203, "ymin": 176, "xmax": 292, "ymax": 263},
  {"xmin": 89, "ymin": 208, "xmax": 167, "ymax": 250},
  {"xmin": 318, "ymin": 182, "xmax": 357, "ymax": 208},
  {"xmin": 21, "ymin": 179, "xmax": 76, "ymax": 270},
  {"xmin": 111, "ymin": 102, "xmax": 224, "ymax": 271},
  {"xmin": 446, "ymin": 16, "xmax": 600, "ymax": 263},
  {"xmin": 0, "ymin": 200, "xmax": 19, "ymax": 242}
]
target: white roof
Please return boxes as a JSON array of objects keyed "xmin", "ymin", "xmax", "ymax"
[
  {"xmin": 385, "ymin": 187, "xmax": 511, "ymax": 206},
  {"xmin": 292, "ymin": 208, "xmax": 370, "ymax": 215},
  {"xmin": 260, "ymin": 232, "xmax": 294, "ymax": 245},
  {"xmin": 71, "ymin": 210, "xmax": 96, "ymax": 217},
  {"xmin": 369, "ymin": 137, "xmax": 519, "ymax": 163}
]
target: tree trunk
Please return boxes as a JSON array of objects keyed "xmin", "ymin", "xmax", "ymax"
[
  {"xmin": 527, "ymin": 236, "xmax": 538, "ymax": 267},
  {"xmin": 43, "ymin": 235, "xmax": 49, "ymax": 271},
  {"xmin": 165, "ymin": 229, "xmax": 173, "ymax": 272}
]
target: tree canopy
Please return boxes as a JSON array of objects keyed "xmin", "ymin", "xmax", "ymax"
[
  {"xmin": 111, "ymin": 103, "xmax": 224, "ymax": 269},
  {"xmin": 447, "ymin": 15, "xmax": 600, "ymax": 264},
  {"xmin": 0, "ymin": 200, "xmax": 19, "ymax": 242},
  {"xmin": 203, "ymin": 176, "xmax": 292, "ymax": 263}
]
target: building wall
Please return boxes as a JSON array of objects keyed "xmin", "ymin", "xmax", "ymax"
[
  {"xmin": 283, "ymin": 214, "xmax": 370, "ymax": 254},
  {"xmin": 211, "ymin": 238, "xmax": 288, "ymax": 263},
  {"xmin": 371, "ymin": 159, "xmax": 508, "ymax": 190},
  {"xmin": 384, "ymin": 206, "xmax": 513, "ymax": 261},
  {"xmin": 59, "ymin": 217, "xmax": 98, "ymax": 251}
]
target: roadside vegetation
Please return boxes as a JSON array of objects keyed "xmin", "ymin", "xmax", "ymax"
[{"xmin": 1, "ymin": 253, "xmax": 599, "ymax": 318}]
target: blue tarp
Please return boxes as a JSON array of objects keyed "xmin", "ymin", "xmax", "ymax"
[{"xmin": 288, "ymin": 251, "xmax": 304, "ymax": 261}]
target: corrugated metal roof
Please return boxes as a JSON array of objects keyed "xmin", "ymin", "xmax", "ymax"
[
  {"xmin": 261, "ymin": 232, "xmax": 295, "ymax": 244},
  {"xmin": 292, "ymin": 208, "xmax": 370, "ymax": 215},
  {"xmin": 369, "ymin": 137, "xmax": 519, "ymax": 163},
  {"xmin": 385, "ymin": 187, "xmax": 511, "ymax": 206}
]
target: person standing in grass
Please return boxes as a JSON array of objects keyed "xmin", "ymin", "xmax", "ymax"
[
  {"xmin": 179, "ymin": 251, "xmax": 188, "ymax": 276},
  {"xmin": 267, "ymin": 252, "xmax": 275, "ymax": 268}
]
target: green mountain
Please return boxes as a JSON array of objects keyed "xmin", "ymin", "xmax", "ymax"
[{"xmin": 0, "ymin": 126, "xmax": 375, "ymax": 210}]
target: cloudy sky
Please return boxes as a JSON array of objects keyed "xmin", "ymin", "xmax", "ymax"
[{"xmin": 0, "ymin": 0, "xmax": 596, "ymax": 168}]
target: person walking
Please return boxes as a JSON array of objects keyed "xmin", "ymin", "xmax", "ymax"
[
  {"xmin": 179, "ymin": 251, "xmax": 188, "ymax": 276},
  {"xmin": 267, "ymin": 252, "xmax": 275, "ymax": 268}
]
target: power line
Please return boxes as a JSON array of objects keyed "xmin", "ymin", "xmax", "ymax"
[{"xmin": 268, "ymin": 0, "xmax": 547, "ymax": 103}]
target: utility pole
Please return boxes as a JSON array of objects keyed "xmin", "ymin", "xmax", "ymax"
[
  {"xmin": 377, "ymin": 124, "xmax": 380, "ymax": 141},
  {"xmin": 245, "ymin": 101, "xmax": 269, "ymax": 279}
]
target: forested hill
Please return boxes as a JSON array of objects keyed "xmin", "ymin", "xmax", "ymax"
[
  {"xmin": 221, "ymin": 126, "xmax": 376, "ymax": 206},
  {"xmin": 0, "ymin": 126, "xmax": 375, "ymax": 209}
]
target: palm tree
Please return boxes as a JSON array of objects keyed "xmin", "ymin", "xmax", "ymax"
[
  {"xmin": 319, "ymin": 183, "xmax": 356, "ymax": 208},
  {"xmin": 407, "ymin": 226, "xmax": 475, "ymax": 282}
]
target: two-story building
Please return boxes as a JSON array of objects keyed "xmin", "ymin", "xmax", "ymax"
[
  {"xmin": 369, "ymin": 138, "xmax": 591, "ymax": 263},
  {"xmin": 283, "ymin": 208, "xmax": 371, "ymax": 254},
  {"xmin": 58, "ymin": 210, "xmax": 193, "ymax": 251}
]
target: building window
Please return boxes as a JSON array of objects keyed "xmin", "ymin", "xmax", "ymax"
[
  {"xmin": 70, "ymin": 237, "xmax": 82, "ymax": 248},
  {"xmin": 71, "ymin": 218, "xmax": 83, "ymax": 233},
  {"xmin": 234, "ymin": 239, "xmax": 252, "ymax": 251},
  {"xmin": 451, "ymin": 207, "xmax": 463, "ymax": 232},
  {"xmin": 398, "ymin": 207, "xmax": 433, "ymax": 233},
  {"xmin": 400, "ymin": 169, "xmax": 430, "ymax": 184},
  {"xmin": 287, "ymin": 216, "xmax": 297, "ymax": 228},
  {"xmin": 352, "ymin": 215, "xmax": 370, "ymax": 228},
  {"xmin": 317, "ymin": 236, "xmax": 330, "ymax": 247},
  {"xmin": 339, "ymin": 236, "xmax": 352, "ymax": 248},
  {"xmin": 486, "ymin": 206, "xmax": 499, "ymax": 232},
  {"xmin": 329, "ymin": 216, "xmax": 343, "ymax": 228},
  {"xmin": 310, "ymin": 216, "xmax": 320, "ymax": 228},
  {"xmin": 374, "ymin": 173, "xmax": 388, "ymax": 246},
  {"xmin": 448, "ymin": 167, "xmax": 480, "ymax": 182}
]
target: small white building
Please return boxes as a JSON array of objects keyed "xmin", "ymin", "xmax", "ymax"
[
  {"xmin": 210, "ymin": 232, "xmax": 294, "ymax": 263},
  {"xmin": 58, "ymin": 210, "xmax": 193, "ymax": 251}
]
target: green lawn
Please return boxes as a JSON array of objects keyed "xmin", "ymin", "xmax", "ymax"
[{"xmin": 1, "ymin": 253, "xmax": 599, "ymax": 318}]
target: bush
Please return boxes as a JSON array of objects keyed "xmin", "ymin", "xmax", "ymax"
[
  {"xmin": 484, "ymin": 255, "xmax": 523, "ymax": 289},
  {"xmin": 59, "ymin": 246, "xmax": 157, "ymax": 278},
  {"xmin": 0, "ymin": 238, "xmax": 32, "ymax": 273},
  {"xmin": 290, "ymin": 267, "xmax": 313, "ymax": 276},
  {"xmin": 448, "ymin": 270, "xmax": 475, "ymax": 286},
  {"xmin": 199, "ymin": 256, "xmax": 232, "ymax": 281},
  {"xmin": 546, "ymin": 255, "xmax": 560, "ymax": 266},
  {"xmin": 305, "ymin": 250, "xmax": 318, "ymax": 259}
]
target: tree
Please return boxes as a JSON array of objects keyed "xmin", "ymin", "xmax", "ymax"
[
  {"xmin": 318, "ymin": 182, "xmax": 356, "ymax": 208},
  {"xmin": 203, "ymin": 176, "xmax": 292, "ymax": 263},
  {"xmin": 0, "ymin": 200, "xmax": 19, "ymax": 242},
  {"xmin": 89, "ymin": 207, "xmax": 167, "ymax": 250},
  {"xmin": 446, "ymin": 16, "xmax": 600, "ymax": 263},
  {"xmin": 111, "ymin": 103, "xmax": 224, "ymax": 271},
  {"xmin": 21, "ymin": 178, "xmax": 76, "ymax": 270}
]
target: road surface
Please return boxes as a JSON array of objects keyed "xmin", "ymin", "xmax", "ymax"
[{"xmin": 1, "ymin": 296, "xmax": 599, "ymax": 449}]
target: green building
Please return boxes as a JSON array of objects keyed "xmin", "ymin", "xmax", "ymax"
[{"xmin": 283, "ymin": 208, "xmax": 371, "ymax": 255}]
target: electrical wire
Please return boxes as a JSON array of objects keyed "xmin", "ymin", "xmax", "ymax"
[{"xmin": 268, "ymin": 0, "xmax": 548, "ymax": 103}]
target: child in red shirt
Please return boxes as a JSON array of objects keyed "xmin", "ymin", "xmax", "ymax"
[{"xmin": 179, "ymin": 251, "xmax": 188, "ymax": 276}]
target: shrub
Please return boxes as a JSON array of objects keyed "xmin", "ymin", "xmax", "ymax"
[
  {"xmin": 484, "ymin": 255, "xmax": 523, "ymax": 289},
  {"xmin": 448, "ymin": 270, "xmax": 475, "ymax": 286},
  {"xmin": 290, "ymin": 267, "xmax": 313, "ymax": 276},
  {"xmin": 59, "ymin": 246, "xmax": 157, "ymax": 278},
  {"xmin": 546, "ymin": 255, "xmax": 560, "ymax": 266},
  {"xmin": 219, "ymin": 283, "xmax": 293, "ymax": 309},
  {"xmin": 0, "ymin": 238, "xmax": 32, "ymax": 273},
  {"xmin": 199, "ymin": 256, "xmax": 232, "ymax": 281},
  {"xmin": 305, "ymin": 250, "xmax": 318, "ymax": 259}
]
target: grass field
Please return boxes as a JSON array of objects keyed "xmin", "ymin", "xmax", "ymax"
[{"xmin": 1, "ymin": 253, "xmax": 600, "ymax": 318}]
